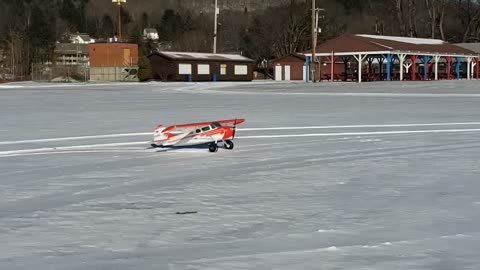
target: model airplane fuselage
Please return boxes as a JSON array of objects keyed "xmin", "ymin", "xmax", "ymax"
[{"xmin": 151, "ymin": 119, "xmax": 245, "ymax": 152}]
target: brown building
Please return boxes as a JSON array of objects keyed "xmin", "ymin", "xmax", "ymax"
[
  {"xmin": 149, "ymin": 52, "xmax": 254, "ymax": 82},
  {"xmin": 270, "ymin": 54, "xmax": 307, "ymax": 81},
  {"xmin": 271, "ymin": 54, "xmax": 344, "ymax": 81},
  {"xmin": 89, "ymin": 43, "xmax": 138, "ymax": 67},
  {"xmin": 88, "ymin": 43, "xmax": 139, "ymax": 81}
]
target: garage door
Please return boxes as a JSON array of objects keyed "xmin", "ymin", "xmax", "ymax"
[
  {"xmin": 275, "ymin": 65, "xmax": 282, "ymax": 81},
  {"xmin": 284, "ymin": 65, "xmax": 291, "ymax": 81}
]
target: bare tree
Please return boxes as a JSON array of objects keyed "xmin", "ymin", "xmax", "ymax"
[
  {"xmin": 425, "ymin": 0, "xmax": 437, "ymax": 38},
  {"xmin": 392, "ymin": 0, "xmax": 407, "ymax": 36},
  {"xmin": 273, "ymin": 10, "xmax": 310, "ymax": 56},
  {"xmin": 437, "ymin": 0, "xmax": 447, "ymax": 40},
  {"xmin": 457, "ymin": 0, "xmax": 480, "ymax": 42},
  {"xmin": 407, "ymin": 0, "xmax": 418, "ymax": 37},
  {"xmin": 425, "ymin": 0, "xmax": 449, "ymax": 39}
]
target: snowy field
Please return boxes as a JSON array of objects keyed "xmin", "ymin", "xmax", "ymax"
[{"xmin": 1, "ymin": 80, "xmax": 480, "ymax": 269}]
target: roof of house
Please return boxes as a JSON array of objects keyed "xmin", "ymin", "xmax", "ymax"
[
  {"xmin": 55, "ymin": 43, "xmax": 89, "ymax": 55},
  {"xmin": 270, "ymin": 54, "xmax": 306, "ymax": 63},
  {"xmin": 150, "ymin": 51, "xmax": 254, "ymax": 62},
  {"xmin": 308, "ymin": 34, "xmax": 476, "ymax": 56},
  {"xmin": 71, "ymin": 33, "xmax": 93, "ymax": 42},
  {"xmin": 144, "ymin": 28, "xmax": 158, "ymax": 34},
  {"xmin": 455, "ymin": 43, "xmax": 480, "ymax": 54}
]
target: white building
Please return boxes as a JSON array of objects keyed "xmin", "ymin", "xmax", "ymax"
[
  {"xmin": 54, "ymin": 43, "xmax": 89, "ymax": 66},
  {"xmin": 70, "ymin": 33, "xmax": 96, "ymax": 44},
  {"xmin": 143, "ymin": 28, "xmax": 159, "ymax": 40}
]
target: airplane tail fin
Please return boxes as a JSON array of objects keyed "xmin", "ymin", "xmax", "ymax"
[{"xmin": 153, "ymin": 125, "xmax": 168, "ymax": 142}]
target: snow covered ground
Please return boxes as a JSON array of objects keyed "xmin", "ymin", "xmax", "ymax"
[{"xmin": 1, "ymin": 80, "xmax": 480, "ymax": 269}]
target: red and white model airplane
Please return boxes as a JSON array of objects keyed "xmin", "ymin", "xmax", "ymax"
[{"xmin": 151, "ymin": 119, "xmax": 245, "ymax": 152}]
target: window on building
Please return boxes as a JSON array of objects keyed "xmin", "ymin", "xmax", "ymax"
[
  {"xmin": 220, "ymin": 64, "xmax": 227, "ymax": 75},
  {"xmin": 234, "ymin": 65, "xmax": 248, "ymax": 75},
  {"xmin": 179, "ymin": 64, "xmax": 192, "ymax": 75},
  {"xmin": 197, "ymin": 64, "xmax": 210, "ymax": 75}
]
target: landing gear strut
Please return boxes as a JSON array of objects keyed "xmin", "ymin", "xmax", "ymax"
[
  {"xmin": 224, "ymin": 140, "xmax": 234, "ymax": 150},
  {"xmin": 209, "ymin": 143, "xmax": 219, "ymax": 153}
]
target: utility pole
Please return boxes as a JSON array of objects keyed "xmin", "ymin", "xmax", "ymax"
[
  {"xmin": 213, "ymin": 0, "xmax": 219, "ymax": 54},
  {"xmin": 311, "ymin": 2, "xmax": 325, "ymax": 83},
  {"xmin": 112, "ymin": 0, "xmax": 126, "ymax": 41},
  {"xmin": 311, "ymin": 0, "xmax": 316, "ymax": 83}
]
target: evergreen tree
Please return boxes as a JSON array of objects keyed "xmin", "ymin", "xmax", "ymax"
[{"xmin": 137, "ymin": 56, "xmax": 153, "ymax": 82}]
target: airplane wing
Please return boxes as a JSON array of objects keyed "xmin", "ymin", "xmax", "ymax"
[
  {"xmin": 216, "ymin": 119, "xmax": 246, "ymax": 126},
  {"xmin": 164, "ymin": 128, "xmax": 195, "ymax": 146},
  {"xmin": 163, "ymin": 119, "xmax": 245, "ymax": 132}
]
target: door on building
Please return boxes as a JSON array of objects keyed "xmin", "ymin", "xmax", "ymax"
[
  {"xmin": 123, "ymin": 49, "xmax": 131, "ymax": 65},
  {"xmin": 275, "ymin": 65, "xmax": 282, "ymax": 81},
  {"xmin": 303, "ymin": 65, "xmax": 307, "ymax": 81},
  {"xmin": 284, "ymin": 65, "xmax": 291, "ymax": 81}
]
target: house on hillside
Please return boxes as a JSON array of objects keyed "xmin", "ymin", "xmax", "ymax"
[
  {"xmin": 143, "ymin": 28, "xmax": 159, "ymax": 40},
  {"xmin": 70, "ymin": 33, "xmax": 96, "ymax": 44}
]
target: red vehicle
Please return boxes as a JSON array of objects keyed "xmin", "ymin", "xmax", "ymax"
[{"xmin": 151, "ymin": 119, "xmax": 245, "ymax": 152}]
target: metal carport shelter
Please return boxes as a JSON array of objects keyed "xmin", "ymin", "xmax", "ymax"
[{"xmin": 303, "ymin": 34, "xmax": 478, "ymax": 83}]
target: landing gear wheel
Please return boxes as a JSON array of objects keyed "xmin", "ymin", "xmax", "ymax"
[
  {"xmin": 209, "ymin": 143, "xmax": 219, "ymax": 153},
  {"xmin": 224, "ymin": 140, "xmax": 234, "ymax": 150}
]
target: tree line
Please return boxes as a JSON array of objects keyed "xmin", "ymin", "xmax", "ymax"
[{"xmin": 2, "ymin": 0, "xmax": 480, "ymax": 79}]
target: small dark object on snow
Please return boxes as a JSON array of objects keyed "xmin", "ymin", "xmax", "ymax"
[{"xmin": 176, "ymin": 211, "xmax": 198, "ymax": 215}]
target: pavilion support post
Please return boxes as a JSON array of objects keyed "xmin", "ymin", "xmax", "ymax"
[
  {"xmin": 386, "ymin": 54, "xmax": 393, "ymax": 81},
  {"xmin": 315, "ymin": 56, "xmax": 322, "ymax": 81},
  {"xmin": 475, "ymin": 57, "xmax": 480, "ymax": 80},
  {"xmin": 404, "ymin": 61, "xmax": 412, "ymax": 75},
  {"xmin": 471, "ymin": 59, "xmax": 476, "ymax": 80},
  {"xmin": 434, "ymin": 55, "xmax": 440, "ymax": 81},
  {"xmin": 342, "ymin": 56, "xmax": 350, "ymax": 81},
  {"xmin": 305, "ymin": 56, "xmax": 310, "ymax": 83},
  {"xmin": 357, "ymin": 54, "xmax": 362, "ymax": 83},
  {"xmin": 422, "ymin": 55, "xmax": 430, "ymax": 81},
  {"xmin": 411, "ymin": 55, "xmax": 417, "ymax": 81},
  {"xmin": 353, "ymin": 54, "xmax": 367, "ymax": 83},
  {"xmin": 330, "ymin": 56, "xmax": 337, "ymax": 82},
  {"xmin": 455, "ymin": 57, "xmax": 461, "ymax": 80},
  {"xmin": 398, "ymin": 54, "xmax": 406, "ymax": 81},
  {"xmin": 326, "ymin": 55, "xmax": 336, "ymax": 82},
  {"xmin": 446, "ymin": 56, "xmax": 452, "ymax": 80},
  {"xmin": 467, "ymin": 57, "xmax": 473, "ymax": 80}
]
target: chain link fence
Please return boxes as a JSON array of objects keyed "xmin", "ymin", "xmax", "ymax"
[{"xmin": 32, "ymin": 64, "xmax": 90, "ymax": 82}]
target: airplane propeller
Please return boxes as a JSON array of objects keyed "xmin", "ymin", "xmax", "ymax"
[{"xmin": 232, "ymin": 118, "xmax": 237, "ymax": 139}]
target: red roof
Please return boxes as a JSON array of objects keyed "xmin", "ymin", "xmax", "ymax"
[
  {"xmin": 270, "ymin": 54, "xmax": 306, "ymax": 64},
  {"xmin": 308, "ymin": 34, "xmax": 475, "ymax": 56}
]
